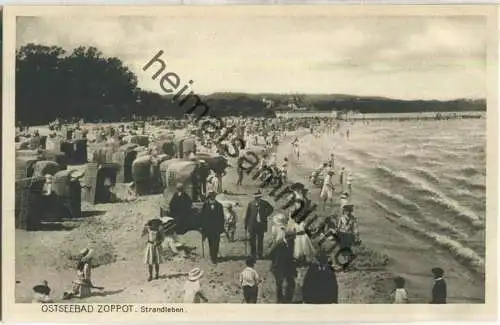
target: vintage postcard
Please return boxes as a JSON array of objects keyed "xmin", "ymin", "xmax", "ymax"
[{"xmin": 2, "ymin": 4, "xmax": 498, "ymax": 323}]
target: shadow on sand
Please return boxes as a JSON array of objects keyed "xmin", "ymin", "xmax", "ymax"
[
  {"xmin": 218, "ymin": 255, "xmax": 250, "ymax": 262},
  {"xmin": 158, "ymin": 273, "xmax": 188, "ymax": 280},
  {"xmin": 81, "ymin": 210, "xmax": 106, "ymax": 218},
  {"xmin": 91, "ymin": 288, "xmax": 125, "ymax": 298}
]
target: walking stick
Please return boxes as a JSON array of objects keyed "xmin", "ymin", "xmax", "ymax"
[
  {"xmin": 244, "ymin": 231, "xmax": 248, "ymax": 256},
  {"xmin": 201, "ymin": 233, "xmax": 205, "ymax": 258}
]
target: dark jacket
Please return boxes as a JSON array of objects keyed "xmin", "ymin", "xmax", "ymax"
[
  {"xmin": 431, "ymin": 278, "xmax": 447, "ymax": 304},
  {"xmin": 169, "ymin": 191, "xmax": 193, "ymax": 219},
  {"xmin": 269, "ymin": 236, "xmax": 296, "ymax": 277},
  {"xmin": 244, "ymin": 199, "xmax": 274, "ymax": 233},
  {"xmin": 302, "ymin": 262, "xmax": 339, "ymax": 304},
  {"xmin": 201, "ymin": 200, "xmax": 225, "ymax": 236}
]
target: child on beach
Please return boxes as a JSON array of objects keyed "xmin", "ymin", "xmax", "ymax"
[
  {"xmin": 392, "ymin": 276, "xmax": 409, "ymax": 304},
  {"xmin": 239, "ymin": 257, "xmax": 261, "ymax": 303},
  {"xmin": 184, "ymin": 268, "xmax": 208, "ymax": 303}
]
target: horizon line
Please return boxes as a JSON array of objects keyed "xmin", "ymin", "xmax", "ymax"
[{"xmin": 140, "ymin": 89, "xmax": 486, "ymax": 102}]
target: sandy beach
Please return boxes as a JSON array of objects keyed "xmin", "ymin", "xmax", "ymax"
[{"xmin": 15, "ymin": 118, "xmax": 485, "ymax": 304}]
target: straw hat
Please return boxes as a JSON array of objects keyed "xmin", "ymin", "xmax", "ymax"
[
  {"xmin": 343, "ymin": 204, "xmax": 354, "ymax": 212},
  {"xmin": 80, "ymin": 248, "xmax": 94, "ymax": 261},
  {"xmin": 253, "ymin": 190, "xmax": 263, "ymax": 198},
  {"xmin": 69, "ymin": 169, "xmax": 84, "ymax": 180},
  {"xmin": 187, "ymin": 267, "xmax": 204, "ymax": 281},
  {"xmin": 273, "ymin": 213, "xmax": 289, "ymax": 227}
]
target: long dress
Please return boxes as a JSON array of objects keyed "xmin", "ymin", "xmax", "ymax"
[
  {"xmin": 73, "ymin": 263, "xmax": 92, "ymax": 298},
  {"xmin": 291, "ymin": 220, "xmax": 316, "ymax": 264},
  {"xmin": 144, "ymin": 228, "xmax": 163, "ymax": 265}
]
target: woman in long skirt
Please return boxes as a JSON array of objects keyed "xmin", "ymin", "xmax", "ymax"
[
  {"xmin": 286, "ymin": 187, "xmax": 316, "ymax": 265},
  {"xmin": 143, "ymin": 220, "xmax": 164, "ymax": 281},
  {"xmin": 68, "ymin": 248, "xmax": 94, "ymax": 299}
]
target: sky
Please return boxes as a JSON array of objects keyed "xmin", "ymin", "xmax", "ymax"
[{"xmin": 16, "ymin": 15, "xmax": 487, "ymax": 100}]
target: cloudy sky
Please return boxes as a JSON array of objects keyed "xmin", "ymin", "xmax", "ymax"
[{"xmin": 17, "ymin": 15, "xmax": 486, "ymax": 100}]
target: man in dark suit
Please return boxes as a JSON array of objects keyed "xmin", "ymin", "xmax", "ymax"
[
  {"xmin": 168, "ymin": 183, "xmax": 193, "ymax": 235},
  {"xmin": 244, "ymin": 191, "xmax": 274, "ymax": 259},
  {"xmin": 430, "ymin": 267, "xmax": 447, "ymax": 304},
  {"xmin": 201, "ymin": 191, "xmax": 225, "ymax": 264}
]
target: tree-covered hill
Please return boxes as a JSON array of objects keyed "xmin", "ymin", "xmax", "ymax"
[{"xmin": 15, "ymin": 43, "xmax": 486, "ymax": 125}]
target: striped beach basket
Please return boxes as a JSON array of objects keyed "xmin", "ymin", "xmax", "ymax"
[
  {"xmin": 53, "ymin": 170, "xmax": 82, "ymax": 219},
  {"xmin": 15, "ymin": 177, "xmax": 45, "ymax": 230}
]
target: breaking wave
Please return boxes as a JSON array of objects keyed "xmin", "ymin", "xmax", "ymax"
[{"xmin": 300, "ymin": 118, "xmax": 486, "ymax": 277}]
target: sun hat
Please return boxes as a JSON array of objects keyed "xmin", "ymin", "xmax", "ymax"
[
  {"xmin": 273, "ymin": 213, "xmax": 289, "ymax": 227},
  {"xmin": 69, "ymin": 169, "xmax": 85, "ymax": 180},
  {"xmin": 187, "ymin": 267, "xmax": 204, "ymax": 281},
  {"xmin": 80, "ymin": 248, "xmax": 94, "ymax": 261}
]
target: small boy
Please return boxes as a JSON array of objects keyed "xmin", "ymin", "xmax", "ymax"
[
  {"xmin": 239, "ymin": 257, "xmax": 261, "ymax": 304},
  {"xmin": 225, "ymin": 204, "xmax": 237, "ymax": 242},
  {"xmin": 184, "ymin": 268, "xmax": 208, "ymax": 303},
  {"xmin": 392, "ymin": 276, "xmax": 409, "ymax": 304}
]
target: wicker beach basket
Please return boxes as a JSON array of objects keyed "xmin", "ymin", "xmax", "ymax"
[
  {"xmin": 176, "ymin": 137, "xmax": 197, "ymax": 158},
  {"xmin": 73, "ymin": 139, "xmax": 88, "ymax": 164},
  {"xmin": 29, "ymin": 136, "xmax": 42, "ymax": 150},
  {"xmin": 159, "ymin": 139, "xmax": 177, "ymax": 157},
  {"xmin": 39, "ymin": 150, "xmax": 68, "ymax": 171},
  {"xmin": 32, "ymin": 160, "xmax": 61, "ymax": 178},
  {"xmin": 132, "ymin": 156, "xmax": 152, "ymax": 195},
  {"xmin": 130, "ymin": 135, "xmax": 149, "ymax": 147},
  {"xmin": 15, "ymin": 176, "xmax": 45, "ymax": 230},
  {"xmin": 16, "ymin": 156, "xmax": 40, "ymax": 180},
  {"xmin": 160, "ymin": 159, "xmax": 199, "ymax": 203},
  {"xmin": 53, "ymin": 170, "xmax": 82, "ymax": 219},
  {"xmin": 112, "ymin": 143, "xmax": 139, "ymax": 183}
]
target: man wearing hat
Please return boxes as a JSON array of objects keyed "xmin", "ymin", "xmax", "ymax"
[
  {"xmin": 168, "ymin": 183, "xmax": 193, "ymax": 235},
  {"xmin": 337, "ymin": 204, "xmax": 360, "ymax": 250},
  {"xmin": 430, "ymin": 267, "xmax": 447, "ymax": 304},
  {"xmin": 244, "ymin": 190, "xmax": 274, "ymax": 259},
  {"xmin": 200, "ymin": 191, "xmax": 225, "ymax": 264},
  {"xmin": 339, "ymin": 192, "xmax": 350, "ymax": 214}
]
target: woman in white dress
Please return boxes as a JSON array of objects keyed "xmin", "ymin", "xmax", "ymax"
[
  {"xmin": 206, "ymin": 169, "xmax": 219, "ymax": 194},
  {"xmin": 287, "ymin": 187, "xmax": 316, "ymax": 265}
]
